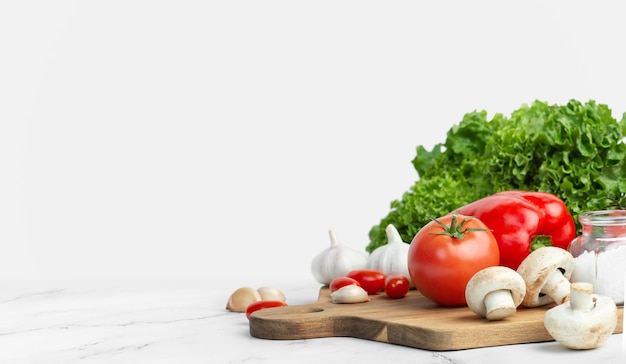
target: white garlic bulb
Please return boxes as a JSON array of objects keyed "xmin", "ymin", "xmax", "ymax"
[
  {"xmin": 310, "ymin": 228, "xmax": 368, "ymax": 285},
  {"xmin": 367, "ymin": 224, "xmax": 413, "ymax": 287}
]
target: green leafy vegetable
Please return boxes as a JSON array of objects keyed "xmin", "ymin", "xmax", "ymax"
[{"xmin": 366, "ymin": 99, "xmax": 626, "ymax": 253}]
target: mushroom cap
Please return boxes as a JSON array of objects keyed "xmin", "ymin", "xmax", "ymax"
[
  {"xmin": 516, "ymin": 246, "xmax": 575, "ymax": 307},
  {"xmin": 465, "ymin": 266, "xmax": 526, "ymax": 318}
]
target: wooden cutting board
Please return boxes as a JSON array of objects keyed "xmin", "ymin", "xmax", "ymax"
[{"xmin": 249, "ymin": 287, "xmax": 624, "ymax": 351}]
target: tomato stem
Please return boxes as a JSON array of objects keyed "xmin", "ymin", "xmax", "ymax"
[{"xmin": 430, "ymin": 211, "xmax": 490, "ymax": 239}]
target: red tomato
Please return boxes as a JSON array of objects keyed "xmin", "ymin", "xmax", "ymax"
[
  {"xmin": 329, "ymin": 277, "xmax": 361, "ymax": 292},
  {"xmin": 346, "ymin": 269, "xmax": 386, "ymax": 295},
  {"xmin": 408, "ymin": 212, "xmax": 499, "ymax": 307},
  {"xmin": 384, "ymin": 274, "xmax": 410, "ymax": 299},
  {"xmin": 245, "ymin": 300, "xmax": 288, "ymax": 319}
]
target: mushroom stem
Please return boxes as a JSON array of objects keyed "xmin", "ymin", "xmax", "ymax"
[
  {"xmin": 541, "ymin": 269, "xmax": 571, "ymax": 304},
  {"xmin": 484, "ymin": 289, "xmax": 516, "ymax": 320},
  {"xmin": 569, "ymin": 282, "xmax": 595, "ymax": 312}
]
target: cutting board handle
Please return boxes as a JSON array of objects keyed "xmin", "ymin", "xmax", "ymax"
[{"xmin": 249, "ymin": 300, "xmax": 388, "ymax": 341}]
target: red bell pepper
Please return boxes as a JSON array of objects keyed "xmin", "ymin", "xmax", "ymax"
[{"xmin": 456, "ymin": 190, "xmax": 576, "ymax": 270}]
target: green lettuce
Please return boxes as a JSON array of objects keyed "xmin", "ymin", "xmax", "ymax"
[{"xmin": 366, "ymin": 99, "xmax": 626, "ymax": 253}]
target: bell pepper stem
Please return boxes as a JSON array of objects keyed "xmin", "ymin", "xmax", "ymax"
[{"xmin": 530, "ymin": 235, "xmax": 553, "ymax": 252}]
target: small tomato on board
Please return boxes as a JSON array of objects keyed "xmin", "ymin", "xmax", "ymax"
[
  {"xmin": 384, "ymin": 274, "xmax": 410, "ymax": 299},
  {"xmin": 329, "ymin": 277, "xmax": 361, "ymax": 292},
  {"xmin": 246, "ymin": 300, "xmax": 288, "ymax": 319},
  {"xmin": 408, "ymin": 211, "xmax": 499, "ymax": 307},
  {"xmin": 346, "ymin": 269, "xmax": 386, "ymax": 295}
]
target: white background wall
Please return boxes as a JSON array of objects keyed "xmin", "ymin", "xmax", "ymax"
[{"xmin": 2, "ymin": 1, "xmax": 625, "ymax": 283}]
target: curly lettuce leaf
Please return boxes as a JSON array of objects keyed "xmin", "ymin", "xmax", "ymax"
[
  {"xmin": 366, "ymin": 99, "xmax": 626, "ymax": 253},
  {"xmin": 487, "ymin": 100, "xmax": 626, "ymax": 216}
]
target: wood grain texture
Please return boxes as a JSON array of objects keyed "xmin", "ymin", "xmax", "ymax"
[{"xmin": 249, "ymin": 287, "xmax": 624, "ymax": 351}]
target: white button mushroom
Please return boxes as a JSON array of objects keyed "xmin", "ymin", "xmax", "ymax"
[
  {"xmin": 465, "ymin": 266, "xmax": 526, "ymax": 320},
  {"xmin": 543, "ymin": 282, "xmax": 618, "ymax": 350},
  {"xmin": 516, "ymin": 246, "xmax": 575, "ymax": 308}
]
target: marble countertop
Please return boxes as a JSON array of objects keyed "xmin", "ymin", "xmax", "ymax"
[{"xmin": 1, "ymin": 280, "xmax": 624, "ymax": 364}]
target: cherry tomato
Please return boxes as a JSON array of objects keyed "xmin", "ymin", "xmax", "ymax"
[
  {"xmin": 384, "ymin": 274, "xmax": 410, "ymax": 299},
  {"xmin": 245, "ymin": 300, "xmax": 288, "ymax": 319},
  {"xmin": 408, "ymin": 212, "xmax": 499, "ymax": 307},
  {"xmin": 346, "ymin": 269, "xmax": 386, "ymax": 295},
  {"xmin": 329, "ymin": 276, "xmax": 361, "ymax": 292}
]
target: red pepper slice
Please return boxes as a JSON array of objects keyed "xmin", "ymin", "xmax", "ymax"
[{"xmin": 456, "ymin": 190, "xmax": 576, "ymax": 270}]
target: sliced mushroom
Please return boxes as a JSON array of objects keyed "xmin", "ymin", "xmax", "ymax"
[
  {"xmin": 465, "ymin": 266, "xmax": 526, "ymax": 320},
  {"xmin": 544, "ymin": 282, "xmax": 618, "ymax": 350},
  {"xmin": 516, "ymin": 246, "xmax": 575, "ymax": 307}
]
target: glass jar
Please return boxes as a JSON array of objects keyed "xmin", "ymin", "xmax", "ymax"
[{"xmin": 568, "ymin": 210, "xmax": 626, "ymax": 305}]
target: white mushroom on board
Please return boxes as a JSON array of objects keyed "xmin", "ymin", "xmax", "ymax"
[
  {"xmin": 543, "ymin": 282, "xmax": 617, "ymax": 350},
  {"xmin": 465, "ymin": 266, "xmax": 526, "ymax": 320},
  {"xmin": 516, "ymin": 246, "xmax": 575, "ymax": 308}
]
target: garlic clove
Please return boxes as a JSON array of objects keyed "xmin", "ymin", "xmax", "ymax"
[
  {"xmin": 226, "ymin": 287, "xmax": 262, "ymax": 312},
  {"xmin": 257, "ymin": 286, "xmax": 286, "ymax": 302},
  {"xmin": 330, "ymin": 284, "xmax": 370, "ymax": 304}
]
